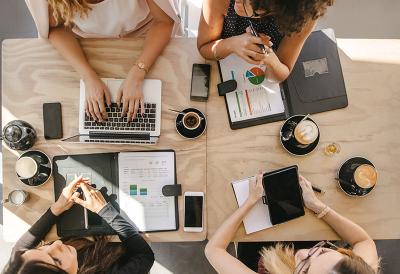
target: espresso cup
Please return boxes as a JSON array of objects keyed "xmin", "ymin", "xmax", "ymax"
[
  {"xmin": 1, "ymin": 189, "xmax": 29, "ymax": 206},
  {"xmin": 182, "ymin": 112, "xmax": 201, "ymax": 130},
  {"xmin": 294, "ymin": 120, "xmax": 319, "ymax": 146},
  {"xmin": 353, "ymin": 164, "xmax": 378, "ymax": 189}
]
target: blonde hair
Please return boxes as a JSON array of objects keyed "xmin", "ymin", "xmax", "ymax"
[
  {"xmin": 260, "ymin": 243, "xmax": 296, "ymax": 274},
  {"xmin": 48, "ymin": 0, "xmax": 92, "ymax": 26},
  {"xmin": 260, "ymin": 244, "xmax": 378, "ymax": 274}
]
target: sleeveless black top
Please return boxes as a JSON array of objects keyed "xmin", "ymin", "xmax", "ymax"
[{"xmin": 221, "ymin": 0, "xmax": 283, "ymax": 51}]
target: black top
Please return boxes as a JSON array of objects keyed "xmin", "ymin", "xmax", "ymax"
[
  {"xmin": 221, "ymin": 0, "xmax": 283, "ymax": 51},
  {"xmin": 2, "ymin": 203, "xmax": 154, "ymax": 274}
]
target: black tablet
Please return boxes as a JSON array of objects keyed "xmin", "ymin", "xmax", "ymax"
[{"xmin": 262, "ymin": 166, "xmax": 305, "ymax": 225}]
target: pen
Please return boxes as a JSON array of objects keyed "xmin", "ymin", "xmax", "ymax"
[
  {"xmin": 312, "ymin": 185, "xmax": 325, "ymax": 194},
  {"xmin": 248, "ymin": 21, "xmax": 266, "ymax": 54}
]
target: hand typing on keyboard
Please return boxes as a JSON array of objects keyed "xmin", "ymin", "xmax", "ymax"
[
  {"xmin": 84, "ymin": 103, "xmax": 157, "ymax": 132},
  {"xmin": 84, "ymin": 76, "xmax": 112, "ymax": 122},
  {"xmin": 116, "ymin": 68, "xmax": 146, "ymax": 121}
]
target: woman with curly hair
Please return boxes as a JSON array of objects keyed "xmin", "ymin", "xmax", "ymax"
[
  {"xmin": 2, "ymin": 176, "xmax": 154, "ymax": 274},
  {"xmin": 197, "ymin": 0, "xmax": 333, "ymax": 82},
  {"xmin": 25, "ymin": 0, "xmax": 180, "ymax": 122},
  {"xmin": 205, "ymin": 172, "xmax": 379, "ymax": 274}
]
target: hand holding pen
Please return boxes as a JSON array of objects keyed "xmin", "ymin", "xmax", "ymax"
[{"xmin": 247, "ymin": 22, "xmax": 273, "ymax": 57}]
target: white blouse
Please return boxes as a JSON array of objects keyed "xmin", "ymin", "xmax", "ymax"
[
  {"xmin": 72, "ymin": 0, "xmax": 151, "ymax": 38},
  {"xmin": 25, "ymin": 0, "xmax": 183, "ymax": 38}
]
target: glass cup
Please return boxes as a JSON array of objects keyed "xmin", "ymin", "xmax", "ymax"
[{"xmin": 324, "ymin": 142, "xmax": 341, "ymax": 156}]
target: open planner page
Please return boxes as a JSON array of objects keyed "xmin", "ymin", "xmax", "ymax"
[
  {"xmin": 219, "ymin": 54, "xmax": 285, "ymax": 122},
  {"xmin": 232, "ymin": 178, "xmax": 273, "ymax": 234},
  {"xmin": 118, "ymin": 151, "xmax": 176, "ymax": 232}
]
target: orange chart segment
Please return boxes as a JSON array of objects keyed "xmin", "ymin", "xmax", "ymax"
[{"xmin": 245, "ymin": 67, "xmax": 265, "ymax": 85}]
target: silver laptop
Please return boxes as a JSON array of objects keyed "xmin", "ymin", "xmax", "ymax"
[{"xmin": 63, "ymin": 78, "xmax": 162, "ymax": 144}]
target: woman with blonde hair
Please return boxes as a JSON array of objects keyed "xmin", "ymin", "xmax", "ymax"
[
  {"xmin": 25, "ymin": 0, "xmax": 181, "ymax": 121},
  {"xmin": 205, "ymin": 172, "xmax": 379, "ymax": 274}
]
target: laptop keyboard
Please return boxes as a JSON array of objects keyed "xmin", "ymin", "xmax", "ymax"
[{"xmin": 84, "ymin": 103, "xmax": 157, "ymax": 132}]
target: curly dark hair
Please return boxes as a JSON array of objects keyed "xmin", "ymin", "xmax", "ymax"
[{"xmin": 249, "ymin": 0, "xmax": 334, "ymax": 35}]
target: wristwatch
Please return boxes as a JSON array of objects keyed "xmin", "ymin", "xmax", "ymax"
[{"xmin": 135, "ymin": 61, "xmax": 149, "ymax": 73}]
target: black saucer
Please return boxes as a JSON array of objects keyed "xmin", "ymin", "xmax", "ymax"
[
  {"xmin": 280, "ymin": 115, "xmax": 320, "ymax": 156},
  {"xmin": 17, "ymin": 150, "xmax": 52, "ymax": 187},
  {"xmin": 175, "ymin": 108, "xmax": 207, "ymax": 139},
  {"xmin": 337, "ymin": 157, "xmax": 376, "ymax": 197}
]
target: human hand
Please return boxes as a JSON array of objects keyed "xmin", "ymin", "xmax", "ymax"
[
  {"xmin": 116, "ymin": 66, "xmax": 146, "ymax": 121},
  {"xmin": 51, "ymin": 175, "xmax": 90, "ymax": 216},
  {"xmin": 299, "ymin": 175, "xmax": 326, "ymax": 214},
  {"xmin": 228, "ymin": 28, "xmax": 271, "ymax": 64},
  {"xmin": 72, "ymin": 182, "xmax": 107, "ymax": 214},
  {"xmin": 246, "ymin": 170, "xmax": 264, "ymax": 206},
  {"xmin": 84, "ymin": 75, "xmax": 111, "ymax": 122}
]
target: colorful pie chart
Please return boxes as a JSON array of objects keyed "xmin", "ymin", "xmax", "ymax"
[{"xmin": 246, "ymin": 67, "xmax": 265, "ymax": 85}]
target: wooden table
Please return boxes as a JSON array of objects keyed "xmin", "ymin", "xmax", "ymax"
[
  {"xmin": 206, "ymin": 39, "xmax": 400, "ymax": 241},
  {"xmin": 2, "ymin": 38, "xmax": 207, "ymax": 242}
]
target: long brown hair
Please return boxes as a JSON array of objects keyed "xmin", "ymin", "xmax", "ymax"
[
  {"xmin": 63, "ymin": 236, "xmax": 124, "ymax": 274},
  {"xmin": 248, "ymin": 0, "xmax": 334, "ymax": 35},
  {"xmin": 48, "ymin": 0, "xmax": 92, "ymax": 26},
  {"xmin": 2, "ymin": 237, "xmax": 124, "ymax": 274},
  {"xmin": 260, "ymin": 243, "xmax": 378, "ymax": 274}
]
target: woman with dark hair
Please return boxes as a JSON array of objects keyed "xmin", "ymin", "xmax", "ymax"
[
  {"xmin": 205, "ymin": 172, "xmax": 379, "ymax": 274},
  {"xmin": 197, "ymin": 0, "xmax": 334, "ymax": 82},
  {"xmin": 2, "ymin": 176, "xmax": 154, "ymax": 274}
]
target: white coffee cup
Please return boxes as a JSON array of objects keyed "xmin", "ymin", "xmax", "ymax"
[
  {"xmin": 15, "ymin": 157, "xmax": 38, "ymax": 179},
  {"xmin": 294, "ymin": 120, "xmax": 319, "ymax": 145},
  {"xmin": 1, "ymin": 189, "xmax": 29, "ymax": 206},
  {"xmin": 182, "ymin": 112, "xmax": 201, "ymax": 130}
]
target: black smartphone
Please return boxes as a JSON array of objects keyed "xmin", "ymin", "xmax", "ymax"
[
  {"xmin": 190, "ymin": 63, "xmax": 211, "ymax": 102},
  {"xmin": 43, "ymin": 102, "xmax": 63, "ymax": 139}
]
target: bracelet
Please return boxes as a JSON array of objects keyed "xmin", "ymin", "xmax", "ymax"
[{"xmin": 317, "ymin": 205, "xmax": 330, "ymax": 219}]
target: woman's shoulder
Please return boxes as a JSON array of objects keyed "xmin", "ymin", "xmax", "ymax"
[{"xmin": 203, "ymin": 0, "xmax": 230, "ymax": 16}]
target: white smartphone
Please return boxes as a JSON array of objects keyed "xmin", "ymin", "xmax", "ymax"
[{"xmin": 183, "ymin": 192, "xmax": 204, "ymax": 232}]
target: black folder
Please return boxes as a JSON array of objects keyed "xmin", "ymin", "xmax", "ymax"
[
  {"xmin": 218, "ymin": 28, "xmax": 348, "ymax": 129},
  {"xmin": 53, "ymin": 150, "xmax": 180, "ymax": 237}
]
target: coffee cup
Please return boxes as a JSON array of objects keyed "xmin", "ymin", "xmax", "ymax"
[
  {"xmin": 353, "ymin": 164, "xmax": 378, "ymax": 189},
  {"xmin": 16, "ymin": 150, "xmax": 52, "ymax": 186},
  {"xmin": 182, "ymin": 112, "xmax": 201, "ymax": 131},
  {"xmin": 294, "ymin": 120, "xmax": 319, "ymax": 147},
  {"xmin": 1, "ymin": 189, "xmax": 29, "ymax": 206}
]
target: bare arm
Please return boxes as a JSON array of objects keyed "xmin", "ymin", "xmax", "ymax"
[
  {"xmin": 48, "ymin": 6, "xmax": 111, "ymax": 122},
  {"xmin": 205, "ymin": 172, "xmax": 264, "ymax": 274},
  {"xmin": 117, "ymin": 0, "xmax": 174, "ymax": 120},
  {"xmin": 300, "ymin": 176, "xmax": 379, "ymax": 272},
  {"xmin": 197, "ymin": 0, "xmax": 266, "ymax": 64},
  {"xmin": 260, "ymin": 20, "xmax": 316, "ymax": 82}
]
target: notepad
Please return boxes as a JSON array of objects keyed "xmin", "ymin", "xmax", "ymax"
[
  {"xmin": 232, "ymin": 178, "xmax": 273, "ymax": 234},
  {"xmin": 231, "ymin": 166, "xmax": 305, "ymax": 234},
  {"xmin": 218, "ymin": 54, "xmax": 285, "ymax": 123}
]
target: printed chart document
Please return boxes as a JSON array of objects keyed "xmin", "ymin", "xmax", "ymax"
[
  {"xmin": 232, "ymin": 178, "xmax": 273, "ymax": 234},
  {"xmin": 118, "ymin": 151, "xmax": 177, "ymax": 232},
  {"xmin": 219, "ymin": 54, "xmax": 285, "ymax": 122}
]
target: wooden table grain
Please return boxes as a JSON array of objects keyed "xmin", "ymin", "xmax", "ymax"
[
  {"xmin": 2, "ymin": 38, "xmax": 207, "ymax": 242},
  {"xmin": 206, "ymin": 39, "xmax": 400, "ymax": 241}
]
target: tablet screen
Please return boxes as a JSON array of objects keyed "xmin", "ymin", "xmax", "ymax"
[{"xmin": 263, "ymin": 166, "xmax": 305, "ymax": 225}]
